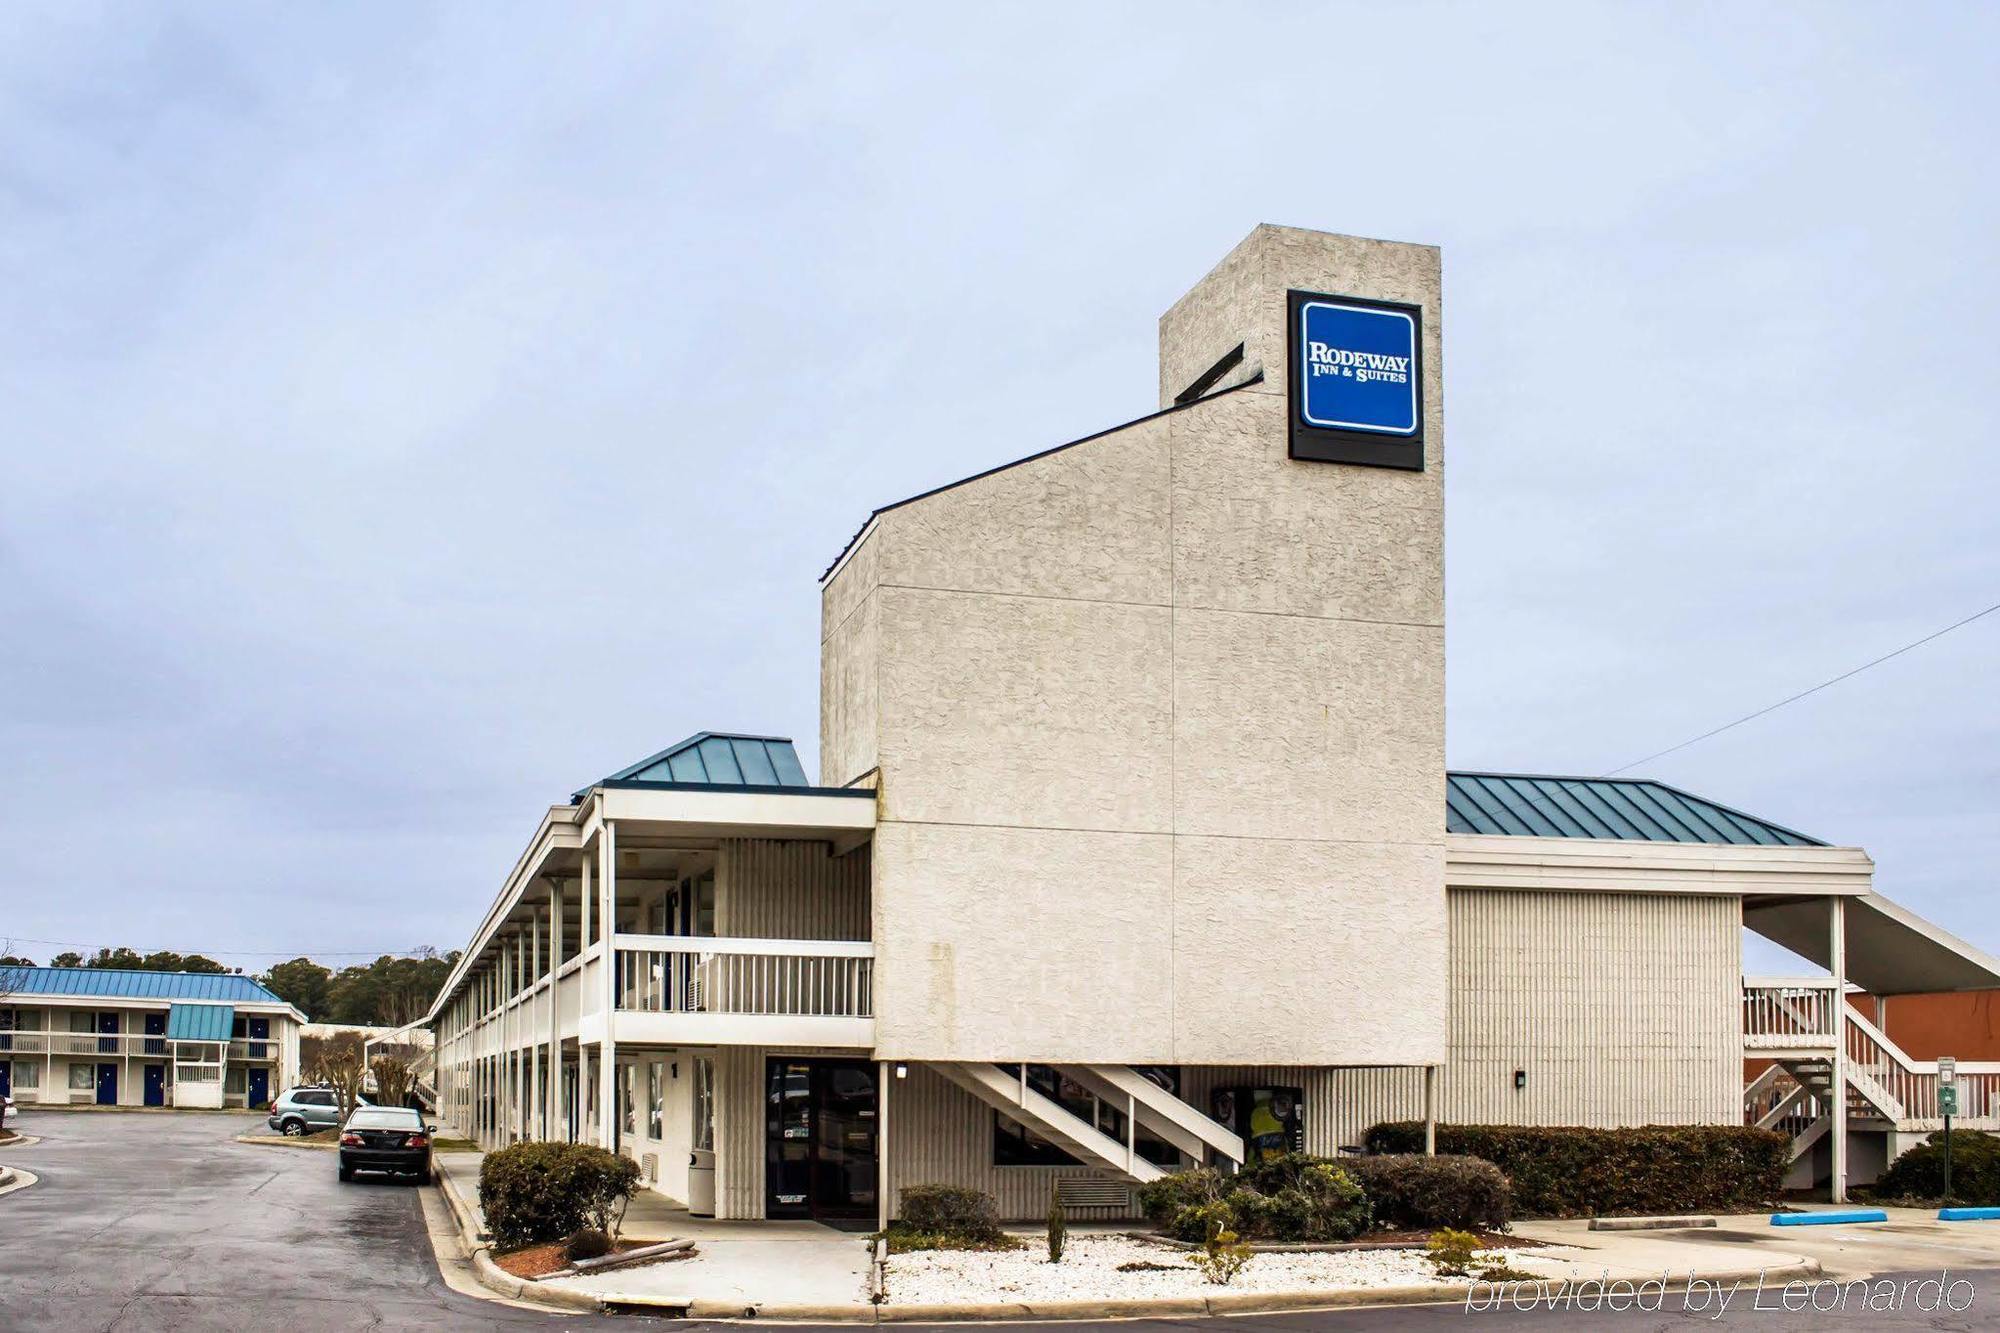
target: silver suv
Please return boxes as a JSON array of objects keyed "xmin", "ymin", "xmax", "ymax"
[{"xmin": 268, "ymin": 1086, "xmax": 369, "ymax": 1136}]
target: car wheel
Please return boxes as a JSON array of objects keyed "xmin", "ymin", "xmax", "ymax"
[{"xmin": 281, "ymin": 1118, "xmax": 307, "ymax": 1137}]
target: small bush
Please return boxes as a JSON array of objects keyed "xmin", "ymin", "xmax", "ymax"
[
  {"xmin": 564, "ymin": 1227, "xmax": 612, "ymax": 1262},
  {"xmin": 1364, "ymin": 1122, "xmax": 1787, "ymax": 1219},
  {"xmin": 1140, "ymin": 1154, "xmax": 1371, "ymax": 1243},
  {"xmin": 1343, "ymin": 1154, "xmax": 1511, "ymax": 1230},
  {"xmin": 1878, "ymin": 1130, "xmax": 2000, "ymax": 1204},
  {"xmin": 898, "ymin": 1183, "xmax": 1004, "ymax": 1241},
  {"xmin": 1425, "ymin": 1227, "xmax": 1481, "ymax": 1277},
  {"xmin": 479, "ymin": 1142, "xmax": 643, "ymax": 1250},
  {"xmin": 1195, "ymin": 1222, "xmax": 1252, "ymax": 1286},
  {"xmin": 880, "ymin": 1227, "xmax": 1023, "ymax": 1254},
  {"xmin": 1046, "ymin": 1188, "xmax": 1068, "ymax": 1263}
]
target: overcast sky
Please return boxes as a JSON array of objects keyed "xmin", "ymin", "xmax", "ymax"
[{"xmin": 2, "ymin": 4, "xmax": 1993, "ymax": 973}]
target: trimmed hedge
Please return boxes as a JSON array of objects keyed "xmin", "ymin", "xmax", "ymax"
[
  {"xmin": 479, "ymin": 1142, "xmax": 642, "ymax": 1250},
  {"xmin": 1341, "ymin": 1154, "xmax": 1511, "ymax": 1230},
  {"xmin": 1364, "ymin": 1122, "xmax": 1786, "ymax": 1219},
  {"xmin": 1139, "ymin": 1153, "xmax": 1371, "ymax": 1243},
  {"xmin": 898, "ymin": 1183, "xmax": 1005, "ymax": 1241},
  {"xmin": 1878, "ymin": 1130, "xmax": 2000, "ymax": 1204}
]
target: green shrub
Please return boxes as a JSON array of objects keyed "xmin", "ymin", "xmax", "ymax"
[
  {"xmin": 478, "ymin": 1142, "xmax": 642, "ymax": 1250},
  {"xmin": 564, "ymin": 1227, "xmax": 612, "ymax": 1261},
  {"xmin": 897, "ymin": 1183, "xmax": 1004, "ymax": 1242},
  {"xmin": 1139, "ymin": 1154, "xmax": 1371, "ymax": 1243},
  {"xmin": 1425, "ymin": 1227, "xmax": 1482, "ymax": 1276},
  {"xmin": 1342, "ymin": 1154, "xmax": 1511, "ymax": 1230},
  {"xmin": 1046, "ymin": 1187, "xmax": 1068, "ymax": 1263},
  {"xmin": 1878, "ymin": 1130, "xmax": 2000, "ymax": 1204},
  {"xmin": 1364, "ymin": 1122, "xmax": 1786, "ymax": 1218},
  {"xmin": 1195, "ymin": 1221, "xmax": 1252, "ymax": 1286}
]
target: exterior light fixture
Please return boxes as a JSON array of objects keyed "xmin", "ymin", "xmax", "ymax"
[
  {"xmin": 894, "ymin": 1063, "xmax": 908, "ymax": 1079},
  {"xmin": 1513, "ymin": 1069, "xmax": 1527, "ymax": 1090}
]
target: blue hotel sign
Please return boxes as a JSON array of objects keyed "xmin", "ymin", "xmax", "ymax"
[{"xmin": 1287, "ymin": 290, "xmax": 1425, "ymax": 470}]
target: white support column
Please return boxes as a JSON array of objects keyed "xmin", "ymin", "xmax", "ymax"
[
  {"xmin": 548, "ymin": 881, "xmax": 563, "ymax": 1139},
  {"xmin": 1830, "ymin": 895, "xmax": 1848, "ymax": 1204},
  {"xmin": 598, "ymin": 822, "xmax": 619, "ymax": 1153},
  {"xmin": 1423, "ymin": 1066, "xmax": 1437, "ymax": 1156},
  {"xmin": 878, "ymin": 1059, "xmax": 893, "ymax": 1233}
]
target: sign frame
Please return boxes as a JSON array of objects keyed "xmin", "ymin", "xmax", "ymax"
[{"xmin": 1286, "ymin": 288, "xmax": 1426, "ymax": 471}]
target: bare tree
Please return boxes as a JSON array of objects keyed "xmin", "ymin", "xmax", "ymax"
[
  {"xmin": 309, "ymin": 1031, "xmax": 369, "ymax": 1128},
  {"xmin": 370, "ymin": 1053, "xmax": 414, "ymax": 1109}
]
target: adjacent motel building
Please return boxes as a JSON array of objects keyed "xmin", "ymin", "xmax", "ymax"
[
  {"xmin": 424, "ymin": 225, "xmax": 2000, "ymax": 1221},
  {"xmin": 1, "ymin": 968, "xmax": 304, "ymax": 1110}
]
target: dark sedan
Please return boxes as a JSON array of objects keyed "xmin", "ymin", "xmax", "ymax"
[{"xmin": 337, "ymin": 1106, "xmax": 434, "ymax": 1183}]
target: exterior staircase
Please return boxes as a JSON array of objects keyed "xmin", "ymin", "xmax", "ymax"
[{"xmin": 932, "ymin": 1062, "xmax": 1244, "ymax": 1184}]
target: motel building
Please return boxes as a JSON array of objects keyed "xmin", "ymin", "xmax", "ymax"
[
  {"xmin": 424, "ymin": 224, "xmax": 2000, "ymax": 1223},
  {"xmin": 0, "ymin": 967, "xmax": 304, "ymax": 1110}
]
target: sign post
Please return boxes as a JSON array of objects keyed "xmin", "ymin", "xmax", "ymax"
[{"xmin": 1939, "ymin": 1057, "xmax": 1958, "ymax": 1202}]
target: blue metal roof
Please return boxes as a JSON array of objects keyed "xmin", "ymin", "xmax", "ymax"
[
  {"xmin": 0, "ymin": 967, "xmax": 287, "ymax": 1004},
  {"xmin": 1445, "ymin": 773, "xmax": 1823, "ymax": 846},
  {"xmin": 165, "ymin": 1002, "xmax": 235, "ymax": 1041},
  {"xmin": 590, "ymin": 732, "xmax": 812, "ymax": 792}
]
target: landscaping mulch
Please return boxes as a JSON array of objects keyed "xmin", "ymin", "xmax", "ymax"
[{"xmin": 492, "ymin": 1239, "xmax": 658, "ymax": 1280}]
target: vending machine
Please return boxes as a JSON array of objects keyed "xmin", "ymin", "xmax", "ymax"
[{"xmin": 1210, "ymin": 1084, "xmax": 1304, "ymax": 1165}]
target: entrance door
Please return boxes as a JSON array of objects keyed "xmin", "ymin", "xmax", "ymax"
[
  {"xmin": 97, "ymin": 1012, "xmax": 119, "ymax": 1054},
  {"xmin": 144, "ymin": 1064, "xmax": 166, "ymax": 1106},
  {"xmin": 248, "ymin": 1017, "xmax": 269, "ymax": 1060},
  {"xmin": 765, "ymin": 1058, "xmax": 877, "ymax": 1221},
  {"xmin": 96, "ymin": 1062, "xmax": 118, "ymax": 1105},
  {"xmin": 247, "ymin": 1067, "xmax": 269, "ymax": 1109},
  {"xmin": 143, "ymin": 1012, "xmax": 166, "ymax": 1056},
  {"xmin": 0, "ymin": 1061, "xmax": 10, "ymax": 1097}
]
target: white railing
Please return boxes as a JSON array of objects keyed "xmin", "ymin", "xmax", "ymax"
[
  {"xmin": 1844, "ymin": 1007, "xmax": 2000, "ymax": 1123},
  {"xmin": 612, "ymin": 935, "xmax": 873, "ymax": 1018},
  {"xmin": 227, "ymin": 1039, "xmax": 279, "ymax": 1062},
  {"xmin": 2, "ymin": 1033, "xmax": 173, "ymax": 1057},
  {"xmin": 1742, "ymin": 979, "xmax": 1840, "ymax": 1047}
]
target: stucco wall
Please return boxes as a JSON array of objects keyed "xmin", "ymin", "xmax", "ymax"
[{"xmin": 821, "ymin": 225, "xmax": 1447, "ymax": 1066}]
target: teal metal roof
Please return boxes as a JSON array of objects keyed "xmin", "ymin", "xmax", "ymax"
[
  {"xmin": 590, "ymin": 732, "xmax": 812, "ymax": 792},
  {"xmin": 0, "ymin": 967, "xmax": 286, "ymax": 1004},
  {"xmin": 1445, "ymin": 773, "xmax": 1823, "ymax": 847},
  {"xmin": 165, "ymin": 1002, "xmax": 235, "ymax": 1041}
]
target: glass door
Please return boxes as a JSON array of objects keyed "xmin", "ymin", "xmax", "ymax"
[{"xmin": 765, "ymin": 1058, "xmax": 877, "ymax": 1221}]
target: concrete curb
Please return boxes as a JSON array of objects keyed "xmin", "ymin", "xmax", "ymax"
[
  {"xmin": 0, "ymin": 1164, "xmax": 39, "ymax": 1199},
  {"xmin": 235, "ymin": 1135, "xmax": 338, "ymax": 1151},
  {"xmin": 430, "ymin": 1166, "xmax": 616, "ymax": 1315},
  {"xmin": 1589, "ymin": 1215, "xmax": 1717, "ymax": 1232}
]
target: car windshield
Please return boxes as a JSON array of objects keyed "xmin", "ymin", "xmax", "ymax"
[{"xmin": 346, "ymin": 1108, "xmax": 424, "ymax": 1130}]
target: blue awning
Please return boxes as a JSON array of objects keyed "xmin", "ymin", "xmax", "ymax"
[{"xmin": 165, "ymin": 1003, "xmax": 234, "ymax": 1041}]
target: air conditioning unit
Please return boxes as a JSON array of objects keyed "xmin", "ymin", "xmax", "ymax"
[
  {"xmin": 641, "ymin": 1152, "xmax": 659, "ymax": 1183},
  {"xmin": 1055, "ymin": 1177, "xmax": 1132, "ymax": 1210}
]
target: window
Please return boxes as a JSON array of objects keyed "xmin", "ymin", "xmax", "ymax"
[
  {"xmin": 349, "ymin": 1107, "xmax": 423, "ymax": 1130},
  {"xmin": 694, "ymin": 873, "xmax": 716, "ymax": 936},
  {"xmin": 70, "ymin": 1012, "xmax": 95, "ymax": 1034},
  {"xmin": 647, "ymin": 1062, "xmax": 664, "ymax": 1139},
  {"xmin": 993, "ymin": 1065, "xmax": 1183, "ymax": 1169},
  {"xmin": 12, "ymin": 1060, "xmax": 38, "ymax": 1089},
  {"xmin": 297, "ymin": 1090, "xmax": 333, "ymax": 1107},
  {"xmin": 621, "ymin": 1065, "xmax": 636, "ymax": 1136},
  {"xmin": 692, "ymin": 1057, "xmax": 715, "ymax": 1152},
  {"xmin": 69, "ymin": 1063, "xmax": 95, "ymax": 1091},
  {"xmin": 225, "ymin": 1067, "xmax": 245, "ymax": 1094},
  {"xmin": 15, "ymin": 1009, "xmax": 43, "ymax": 1031}
]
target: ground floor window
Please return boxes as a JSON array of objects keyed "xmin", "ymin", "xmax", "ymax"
[
  {"xmin": 647, "ymin": 1061, "xmax": 664, "ymax": 1139},
  {"xmin": 11, "ymin": 1060, "xmax": 38, "ymax": 1088},
  {"xmin": 993, "ymin": 1065, "xmax": 1183, "ymax": 1168},
  {"xmin": 225, "ymin": 1067, "xmax": 246, "ymax": 1095},
  {"xmin": 621, "ymin": 1064, "xmax": 636, "ymax": 1137},
  {"xmin": 692, "ymin": 1056, "xmax": 715, "ymax": 1151},
  {"xmin": 68, "ymin": 1062, "xmax": 94, "ymax": 1090}
]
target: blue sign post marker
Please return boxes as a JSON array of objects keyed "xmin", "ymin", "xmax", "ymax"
[{"xmin": 1286, "ymin": 290, "xmax": 1424, "ymax": 470}]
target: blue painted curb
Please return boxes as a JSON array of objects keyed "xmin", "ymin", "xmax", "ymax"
[
  {"xmin": 1939, "ymin": 1207, "xmax": 2000, "ymax": 1221},
  {"xmin": 1772, "ymin": 1209, "xmax": 1889, "ymax": 1226}
]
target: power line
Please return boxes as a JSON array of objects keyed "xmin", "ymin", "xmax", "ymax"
[{"xmin": 1603, "ymin": 598, "xmax": 2000, "ymax": 777}]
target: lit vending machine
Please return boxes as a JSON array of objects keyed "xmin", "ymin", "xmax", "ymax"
[{"xmin": 1210, "ymin": 1085, "xmax": 1304, "ymax": 1166}]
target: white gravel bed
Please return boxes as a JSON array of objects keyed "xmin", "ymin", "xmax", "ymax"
[{"xmin": 883, "ymin": 1234, "xmax": 1559, "ymax": 1304}]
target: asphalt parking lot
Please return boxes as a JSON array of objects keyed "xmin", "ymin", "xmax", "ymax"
[
  {"xmin": 0, "ymin": 1108, "xmax": 596, "ymax": 1331},
  {"xmin": 7, "ymin": 1108, "xmax": 2000, "ymax": 1331}
]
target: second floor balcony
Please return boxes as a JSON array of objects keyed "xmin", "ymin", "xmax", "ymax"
[{"xmin": 607, "ymin": 933, "xmax": 874, "ymax": 1047}]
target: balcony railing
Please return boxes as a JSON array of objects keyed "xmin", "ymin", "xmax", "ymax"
[
  {"xmin": 612, "ymin": 935, "xmax": 873, "ymax": 1018},
  {"xmin": 0, "ymin": 1033, "xmax": 277, "ymax": 1060},
  {"xmin": 1742, "ymin": 979, "xmax": 1840, "ymax": 1047}
]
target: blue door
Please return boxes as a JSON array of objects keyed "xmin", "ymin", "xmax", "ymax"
[
  {"xmin": 248, "ymin": 1016, "xmax": 269, "ymax": 1060},
  {"xmin": 0, "ymin": 1062, "xmax": 11, "ymax": 1097},
  {"xmin": 96, "ymin": 1063, "xmax": 118, "ymax": 1105},
  {"xmin": 247, "ymin": 1067, "xmax": 269, "ymax": 1109},
  {"xmin": 144, "ymin": 1063, "xmax": 166, "ymax": 1107},
  {"xmin": 143, "ymin": 1012, "xmax": 166, "ymax": 1056},
  {"xmin": 97, "ymin": 1012, "xmax": 119, "ymax": 1054}
]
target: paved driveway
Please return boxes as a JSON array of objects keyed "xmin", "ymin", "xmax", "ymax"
[{"xmin": 0, "ymin": 1109, "xmax": 601, "ymax": 1331}]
